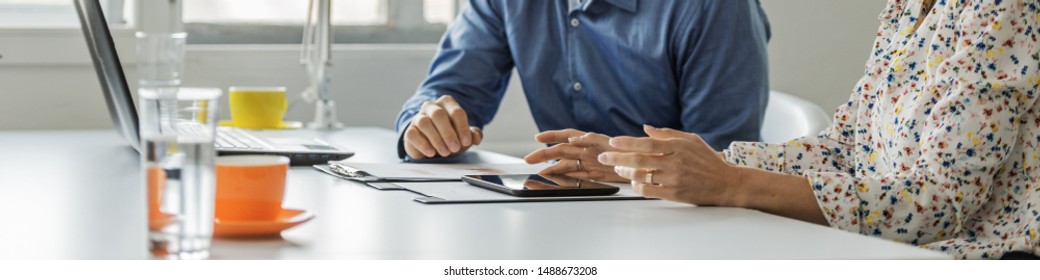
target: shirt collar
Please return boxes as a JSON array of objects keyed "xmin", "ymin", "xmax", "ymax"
[
  {"xmin": 568, "ymin": 0, "xmax": 591, "ymax": 13},
  {"xmin": 602, "ymin": 0, "xmax": 638, "ymax": 12},
  {"xmin": 569, "ymin": 0, "xmax": 638, "ymax": 13}
]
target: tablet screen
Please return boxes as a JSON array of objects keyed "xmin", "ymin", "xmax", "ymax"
[{"xmin": 471, "ymin": 174, "xmax": 617, "ymax": 190}]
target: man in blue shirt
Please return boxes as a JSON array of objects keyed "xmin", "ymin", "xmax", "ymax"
[{"xmin": 396, "ymin": 0, "xmax": 770, "ymax": 182}]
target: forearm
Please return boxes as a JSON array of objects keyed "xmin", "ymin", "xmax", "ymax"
[{"xmin": 728, "ymin": 166, "xmax": 828, "ymax": 226}]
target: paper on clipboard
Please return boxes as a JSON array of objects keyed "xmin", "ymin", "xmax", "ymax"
[{"xmin": 319, "ymin": 162, "xmax": 552, "ymax": 182}]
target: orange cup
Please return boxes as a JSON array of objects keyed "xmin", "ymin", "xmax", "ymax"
[
  {"xmin": 147, "ymin": 167, "xmax": 170, "ymax": 231},
  {"xmin": 215, "ymin": 155, "xmax": 290, "ymax": 221}
]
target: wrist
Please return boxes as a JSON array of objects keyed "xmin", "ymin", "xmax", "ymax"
[{"xmin": 724, "ymin": 166, "xmax": 755, "ymax": 208}]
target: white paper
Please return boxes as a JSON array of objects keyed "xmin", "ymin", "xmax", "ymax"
[{"xmin": 337, "ymin": 162, "xmax": 553, "ymax": 179}]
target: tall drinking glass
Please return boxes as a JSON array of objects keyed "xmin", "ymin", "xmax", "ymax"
[
  {"xmin": 141, "ymin": 88, "xmax": 221, "ymax": 260},
  {"xmin": 137, "ymin": 31, "xmax": 219, "ymax": 260}
]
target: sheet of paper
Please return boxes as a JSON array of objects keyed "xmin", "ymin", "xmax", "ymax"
[{"xmin": 337, "ymin": 162, "xmax": 552, "ymax": 179}]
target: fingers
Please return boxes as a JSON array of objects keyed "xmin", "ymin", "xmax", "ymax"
[
  {"xmin": 524, "ymin": 143, "xmax": 585, "ymax": 164},
  {"xmin": 597, "ymin": 152, "xmax": 670, "ymax": 170},
  {"xmin": 408, "ymin": 96, "xmax": 479, "ymax": 158},
  {"xmin": 567, "ymin": 132, "xmax": 610, "ymax": 148},
  {"xmin": 411, "ymin": 113, "xmax": 450, "ymax": 157},
  {"xmin": 538, "ymin": 159, "xmax": 612, "ymax": 182},
  {"xmin": 630, "ymin": 182, "xmax": 666, "ymax": 199},
  {"xmin": 537, "ymin": 159, "xmax": 580, "ymax": 176},
  {"xmin": 535, "ymin": 129, "xmax": 586, "ymax": 144},
  {"xmin": 607, "ymin": 136, "xmax": 679, "ymax": 154},
  {"xmin": 643, "ymin": 124, "xmax": 699, "ymax": 142},
  {"xmin": 421, "ymin": 102, "xmax": 461, "ymax": 153},
  {"xmin": 631, "ymin": 181, "xmax": 646, "ymax": 196},
  {"xmin": 470, "ymin": 127, "xmax": 483, "ymax": 145},
  {"xmin": 403, "ymin": 127, "xmax": 436, "ymax": 158},
  {"xmin": 437, "ymin": 95, "xmax": 472, "ymax": 147},
  {"xmin": 611, "ymin": 164, "xmax": 644, "ymax": 182},
  {"xmin": 611, "ymin": 165, "xmax": 661, "ymax": 185}
]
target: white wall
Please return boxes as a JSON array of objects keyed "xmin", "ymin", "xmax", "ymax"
[
  {"xmin": 761, "ymin": 0, "xmax": 887, "ymax": 111},
  {"xmin": 0, "ymin": 0, "xmax": 886, "ymax": 157}
]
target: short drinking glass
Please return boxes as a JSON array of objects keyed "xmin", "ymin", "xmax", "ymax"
[{"xmin": 135, "ymin": 32, "xmax": 186, "ymax": 87}]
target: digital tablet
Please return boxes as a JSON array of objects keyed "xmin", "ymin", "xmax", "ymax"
[{"xmin": 462, "ymin": 174, "xmax": 620, "ymax": 197}]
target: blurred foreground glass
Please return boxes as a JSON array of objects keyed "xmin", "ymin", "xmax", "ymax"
[
  {"xmin": 135, "ymin": 32, "xmax": 186, "ymax": 87},
  {"xmin": 141, "ymin": 87, "xmax": 221, "ymax": 260},
  {"xmin": 138, "ymin": 31, "xmax": 219, "ymax": 259}
]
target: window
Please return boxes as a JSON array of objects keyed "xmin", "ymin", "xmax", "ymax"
[
  {"xmin": 183, "ymin": 0, "xmax": 385, "ymax": 25},
  {"xmin": 424, "ymin": 0, "xmax": 458, "ymax": 25},
  {"xmin": 0, "ymin": 0, "xmax": 131, "ymax": 27},
  {"xmin": 182, "ymin": 0, "xmax": 463, "ymax": 44}
]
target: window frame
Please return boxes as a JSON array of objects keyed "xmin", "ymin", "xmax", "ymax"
[
  {"xmin": 0, "ymin": 0, "xmax": 126, "ymax": 27},
  {"xmin": 183, "ymin": 0, "xmax": 462, "ymax": 45},
  {"xmin": 0, "ymin": 0, "xmax": 459, "ymax": 66},
  {"xmin": 0, "ymin": 0, "xmax": 138, "ymax": 66}
]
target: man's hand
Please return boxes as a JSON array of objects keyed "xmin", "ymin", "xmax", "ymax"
[{"xmin": 403, "ymin": 95, "xmax": 483, "ymax": 159}]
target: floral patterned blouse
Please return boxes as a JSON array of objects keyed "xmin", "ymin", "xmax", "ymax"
[{"xmin": 725, "ymin": 0, "xmax": 1040, "ymax": 259}]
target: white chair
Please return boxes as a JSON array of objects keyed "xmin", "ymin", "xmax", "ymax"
[{"xmin": 761, "ymin": 90, "xmax": 832, "ymax": 144}]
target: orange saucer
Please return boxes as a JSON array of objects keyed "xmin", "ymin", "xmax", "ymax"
[{"xmin": 214, "ymin": 208, "xmax": 315, "ymax": 238}]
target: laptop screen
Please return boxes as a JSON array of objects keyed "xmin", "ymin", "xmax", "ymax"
[{"xmin": 74, "ymin": 0, "xmax": 140, "ymax": 152}]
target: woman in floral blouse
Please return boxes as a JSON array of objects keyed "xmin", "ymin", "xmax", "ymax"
[{"xmin": 587, "ymin": 0, "xmax": 1039, "ymax": 259}]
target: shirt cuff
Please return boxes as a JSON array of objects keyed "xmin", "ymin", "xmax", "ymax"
[
  {"xmin": 804, "ymin": 171, "xmax": 862, "ymax": 234},
  {"xmin": 724, "ymin": 141, "xmax": 785, "ymax": 172},
  {"xmin": 396, "ymin": 124, "xmax": 409, "ymax": 160}
]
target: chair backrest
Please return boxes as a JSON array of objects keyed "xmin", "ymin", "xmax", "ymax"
[{"xmin": 761, "ymin": 91, "xmax": 832, "ymax": 144}]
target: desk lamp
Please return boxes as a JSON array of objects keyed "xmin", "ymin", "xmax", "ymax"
[{"xmin": 300, "ymin": 0, "xmax": 343, "ymax": 129}]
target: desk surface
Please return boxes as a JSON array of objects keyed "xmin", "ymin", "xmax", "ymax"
[{"xmin": 0, "ymin": 128, "xmax": 950, "ymax": 259}]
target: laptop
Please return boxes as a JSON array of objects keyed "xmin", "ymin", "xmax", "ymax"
[{"xmin": 74, "ymin": 0, "xmax": 353, "ymax": 166}]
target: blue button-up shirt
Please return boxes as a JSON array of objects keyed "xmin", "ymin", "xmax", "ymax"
[{"xmin": 396, "ymin": 0, "xmax": 771, "ymax": 159}]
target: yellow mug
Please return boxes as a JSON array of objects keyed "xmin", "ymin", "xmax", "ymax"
[{"xmin": 228, "ymin": 86, "xmax": 288, "ymax": 129}]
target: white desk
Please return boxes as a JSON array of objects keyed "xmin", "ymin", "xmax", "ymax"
[{"xmin": 0, "ymin": 128, "xmax": 950, "ymax": 259}]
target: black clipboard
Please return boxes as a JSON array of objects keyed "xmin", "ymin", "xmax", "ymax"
[{"xmin": 314, "ymin": 165, "xmax": 650, "ymax": 204}]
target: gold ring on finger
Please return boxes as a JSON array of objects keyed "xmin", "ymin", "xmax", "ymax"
[{"xmin": 645, "ymin": 169, "xmax": 656, "ymax": 185}]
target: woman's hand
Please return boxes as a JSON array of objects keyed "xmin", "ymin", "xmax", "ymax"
[
  {"xmin": 523, "ymin": 129, "xmax": 628, "ymax": 183},
  {"xmin": 598, "ymin": 125, "xmax": 741, "ymax": 206}
]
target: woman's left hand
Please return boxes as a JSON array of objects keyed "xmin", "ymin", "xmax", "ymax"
[
  {"xmin": 524, "ymin": 129, "xmax": 628, "ymax": 183},
  {"xmin": 598, "ymin": 125, "xmax": 740, "ymax": 206}
]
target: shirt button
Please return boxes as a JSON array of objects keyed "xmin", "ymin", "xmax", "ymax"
[
  {"xmin": 570, "ymin": 18, "xmax": 580, "ymax": 27},
  {"xmin": 572, "ymin": 82, "xmax": 583, "ymax": 92}
]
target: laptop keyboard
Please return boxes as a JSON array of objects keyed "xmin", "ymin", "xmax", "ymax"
[{"xmin": 215, "ymin": 129, "xmax": 265, "ymax": 150}]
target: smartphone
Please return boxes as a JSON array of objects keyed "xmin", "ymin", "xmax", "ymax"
[{"xmin": 462, "ymin": 174, "xmax": 620, "ymax": 197}]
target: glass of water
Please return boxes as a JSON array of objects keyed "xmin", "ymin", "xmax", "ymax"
[
  {"xmin": 141, "ymin": 87, "xmax": 221, "ymax": 260},
  {"xmin": 138, "ymin": 31, "xmax": 220, "ymax": 260},
  {"xmin": 135, "ymin": 32, "xmax": 186, "ymax": 87}
]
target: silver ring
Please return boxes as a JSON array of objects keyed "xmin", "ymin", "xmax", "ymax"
[
  {"xmin": 575, "ymin": 179, "xmax": 583, "ymax": 188},
  {"xmin": 576, "ymin": 159, "xmax": 583, "ymax": 171},
  {"xmin": 645, "ymin": 169, "xmax": 655, "ymax": 185}
]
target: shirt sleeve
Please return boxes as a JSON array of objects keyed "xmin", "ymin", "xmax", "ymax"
[
  {"xmin": 737, "ymin": 2, "xmax": 1039, "ymax": 246},
  {"xmin": 675, "ymin": 0, "xmax": 771, "ymax": 151},
  {"xmin": 724, "ymin": 0, "xmax": 892, "ymax": 175},
  {"xmin": 812, "ymin": 4, "xmax": 1038, "ymax": 245},
  {"xmin": 724, "ymin": 93, "xmax": 859, "ymax": 175},
  {"xmin": 395, "ymin": 0, "xmax": 514, "ymax": 160}
]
